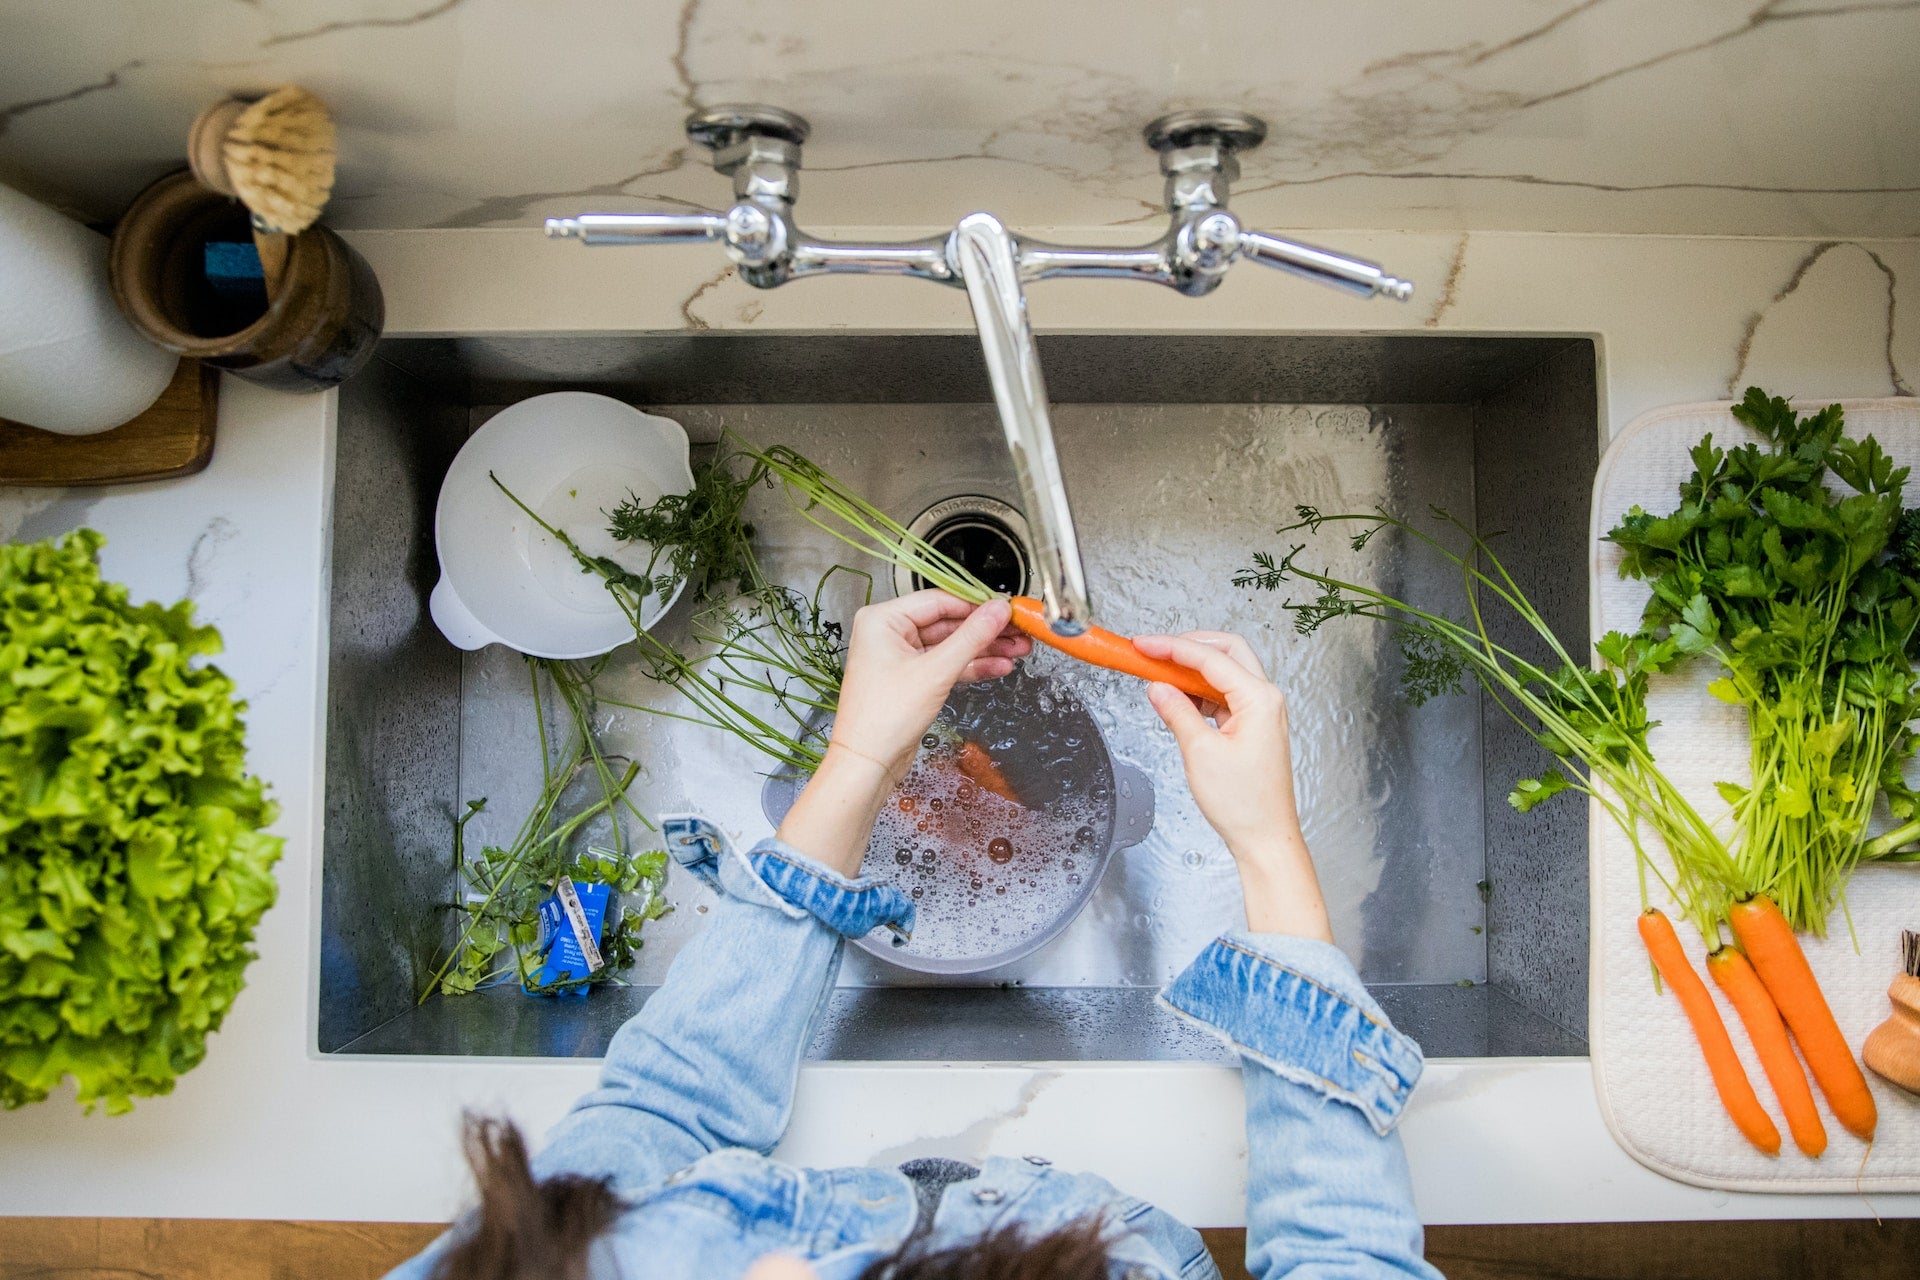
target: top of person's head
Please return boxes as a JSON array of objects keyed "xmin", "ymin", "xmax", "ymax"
[{"xmin": 432, "ymin": 1114, "xmax": 1114, "ymax": 1280}]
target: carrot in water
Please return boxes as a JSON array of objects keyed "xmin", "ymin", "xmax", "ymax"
[
  {"xmin": 1007, "ymin": 597, "xmax": 1226, "ymax": 705},
  {"xmin": 956, "ymin": 739, "xmax": 1023, "ymax": 807},
  {"xmin": 1727, "ymin": 895, "xmax": 1878, "ymax": 1142},
  {"xmin": 1708, "ymin": 946, "xmax": 1827, "ymax": 1157},
  {"xmin": 1638, "ymin": 909, "xmax": 1781, "ymax": 1155}
]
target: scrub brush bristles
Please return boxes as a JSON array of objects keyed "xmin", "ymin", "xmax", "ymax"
[{"xmin": 212, "ymin": 86, "xmax": 336, "ymax": 235}]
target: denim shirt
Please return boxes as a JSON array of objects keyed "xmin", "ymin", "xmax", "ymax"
[{"xmin": 388, "ymin": 824, "xmax": 1439, "ymax": 1280}]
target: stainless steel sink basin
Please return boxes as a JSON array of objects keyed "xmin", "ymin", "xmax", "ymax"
[{"xmin": 319, "ymin": 333, "xmax": 1597, "ymax": 1061}]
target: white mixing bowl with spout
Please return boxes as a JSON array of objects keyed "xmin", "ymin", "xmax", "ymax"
[{"xmin": 430, "ymin": 391, "xmax": 693, "ymax": 659}]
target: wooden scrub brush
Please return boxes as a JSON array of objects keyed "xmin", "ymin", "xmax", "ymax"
[
  {"xmin": 187, "ymin": 86, "xmax": 336, "ymax": 295},
  {"xmin": 1863, "ymin": 930, "xmax": 1920, "ymax": 1094}
]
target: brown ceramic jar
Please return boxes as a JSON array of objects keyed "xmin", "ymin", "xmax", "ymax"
[{"xmin": 109, "ymin": 170, "xmax": 383, "ymax": 393}]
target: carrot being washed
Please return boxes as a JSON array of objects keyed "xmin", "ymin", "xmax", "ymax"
[
  {"xmin": 1007, "ymin": 597, "xmax": 1226, "ymax": 705},
  {"xmin": 956, "ymin": 739, "xmax": 1023, "ymax": 807},
  {"xmin": 1727, "ymin": 895, "xmax": 1878, "ymax": 1142},
  {"xmin": 744, "ymin": 442, "xmax": 1232, "ymax": 705},
  {"xmin": 1708, "ymin": 946, "xmax": 1827, "ymax": 1157},
  {"xmin": 1638, "ymin": 909, "xmax": 1781, "ymax": 1155}
]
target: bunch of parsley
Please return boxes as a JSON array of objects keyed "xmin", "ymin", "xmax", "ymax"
[
  {"xmin": 1607, "ymin": 387, "xmax": 1920, "ymax": 935},
  {"xmin": 0, "ymin": 530, "xmax": 282, "ymax": 1113}
]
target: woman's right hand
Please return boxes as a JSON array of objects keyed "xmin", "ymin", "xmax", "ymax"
[{"xmin": 1133, "ymin": 631, "xmax": 1333, "ymax": 943}]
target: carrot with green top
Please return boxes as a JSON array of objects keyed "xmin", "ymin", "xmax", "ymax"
[
  {"xmin": 746, "ymin": 441, "xmax": 1227, "ymax": 704},
  {"xmin": 1707, "ymin": 945, "xmax": 1826, "ymax": 1157},
  {"xmin": 1727, "ymin": 895, "xmax": 1877, "ymax": 1142},
  {"xmin": 1639, "ymin": 909, "xmax": 1781, "ymax": 1155}
]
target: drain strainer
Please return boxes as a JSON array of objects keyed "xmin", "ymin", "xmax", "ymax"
[{"xmin": 894, "ymin": 495, "xmax": 1033, "ymax": 599}]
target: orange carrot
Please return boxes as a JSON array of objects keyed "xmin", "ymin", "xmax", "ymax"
[
  {"xmin": 1708, "ymin": 946, "xmax": 1827, "ymax": 1157},
  {"xmin": 1638, "ymin": 909, "xmax": 1781, "ymax": 1155},
  {"xmin": 1727, "ymin": 895, "xmax": 1878, "ymax": 1142},
  {"xmin": 956, "ymin": 739, "xmax": 1023, "ymax": 807},
  {"xmin": 1007, "ymin": 597, "xmax": 1226, "ymax": 705}
]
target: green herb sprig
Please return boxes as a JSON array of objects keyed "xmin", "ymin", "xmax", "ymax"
[
  {"xmin": 1239, "ymin": 505, "xmax": 1739, "ymax": 939},
  {"xmin": 421, "ymin": 658, "xmax": 668, "ymax": 1000}
]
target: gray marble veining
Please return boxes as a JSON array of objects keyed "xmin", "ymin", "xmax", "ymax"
[{"xmin": 1, "ymin": 0, "xmax": 1916, "ymax": 237}]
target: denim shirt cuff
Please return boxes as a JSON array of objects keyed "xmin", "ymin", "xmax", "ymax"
[
  {"xmin": 1158, "ymin": 932, "xmax": 1424, "ymax": 1136},
  {"xmin": 744, "ymin": 838, "xmax": 916, "ymax": 940}
]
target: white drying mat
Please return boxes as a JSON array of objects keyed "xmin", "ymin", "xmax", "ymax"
[{"xmin": 1590, "ymin": 398, "xmax": 1920, "ymax": 1193}]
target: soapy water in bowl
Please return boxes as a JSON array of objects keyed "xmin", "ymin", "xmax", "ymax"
[{"xmin": 858, "ymin": 673, "xmax": 1112, "ymax": 962}]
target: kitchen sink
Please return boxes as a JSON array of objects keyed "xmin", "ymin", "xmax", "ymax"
[{"xmin": 319, "ymin": 332, "xmax": 1597, "ymax": 1061}]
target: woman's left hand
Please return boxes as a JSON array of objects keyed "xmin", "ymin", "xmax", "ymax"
[
  {"xmin": 778, "ymin": 591, "xmax": 1028, "ymax": 876},
  {"xmin": 830, "ymin": 591, "xmax": 1030, "ymax": 779}
]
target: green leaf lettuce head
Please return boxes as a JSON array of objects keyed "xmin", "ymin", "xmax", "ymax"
[{"xmin": 0, "ymin": 530, "xmax": 282, "ymax": 1114}]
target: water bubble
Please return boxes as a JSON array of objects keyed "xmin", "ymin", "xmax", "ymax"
[
  {"xmin": 1067, "ymin": 873, "xmax": 1081, "ymax": 885},
  {"xmin": 894, "ymin": 848, "xmax": 913, "ymax": 866},
  {"xmin": 996, "ymin": 885, "xmax": 1006, "ymax": 895},
  {"xmin": 987, "ymin": 838, "xmax": 1014, "ymax": 864},
  {"xmin": 956, "ymin": 783, "xmax": 977, "ymax": 803},
  {"xmin": 916, "ymin": 819, "xmax": 929, "ymax": 832},
  {"xmin": 1063, "ymin": 858, "xmax": 1075, "ymax": 870},
  {"xmin": 929, "ymin": 798, "xmax": 943, "ymax": 812},
  {"xmin": 1073, "ymin": 826, "xmax": 1093, "ymax": 848},
  {"xmin": 919, "ymin": 848, "xmax": 936, "ymax": 866},
  {"xmin": 1181, "ymin": 849, "xmax": 1206, "ymax": 871},
  {"xmin": 898, "ymin": 797, "xmax": 917, "ymax": 813},
  {"xmin": 1120, "ymin": 779, "xmax": 1133, "ymax": 799},
  {"xmin": 911, "ymin": 886, "xmax": 924, "ymax": 899},
  {"xmin": 922, "ymin": 734, "xmax": 938, "ymax": 751}
]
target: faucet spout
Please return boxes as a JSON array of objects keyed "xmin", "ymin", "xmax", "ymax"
[{"xmin": 949, "ymin": 213, "xmax": 1091, "ymax": 638}]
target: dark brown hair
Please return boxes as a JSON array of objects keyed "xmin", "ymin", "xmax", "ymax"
[
  {"xmin": 432, "ymin": 1114, "xmax": 624, "ymax": 1280},
  {"xmin": 858, "ymin": 1216, "xmax": 1113, "ymax": 1280},
  {"xmin": 432, "ymin": 1114, "xmax": 1111, "ymax": 1280}
]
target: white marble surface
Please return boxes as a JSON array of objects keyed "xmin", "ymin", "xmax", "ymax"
[
  {"xmin": 1, "ymin": 1, "xmax": 1918, "ymax": 237},
  {"xmin": 0, "ymin": 225, "xmax": 1917, "ymax": 1226}
]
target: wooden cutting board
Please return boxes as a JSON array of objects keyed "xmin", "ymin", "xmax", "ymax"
[{"xmin": 0, "ymin": 358, "xmax": 216, "ymax": 487}]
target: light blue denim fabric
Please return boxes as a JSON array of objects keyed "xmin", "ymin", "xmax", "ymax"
[{"xmin": 387, "ymin": 831, "xmax": 1439, "ymax": 1280}]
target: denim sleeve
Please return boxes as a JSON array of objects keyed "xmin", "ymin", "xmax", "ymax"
[
  {"xmin": 1160, "ymin": 933, "xmax": 1441, "ymax": 1280},
  {"xmin": 531, "ymin": 831, "xmax": 910, "ymax": 1196}
]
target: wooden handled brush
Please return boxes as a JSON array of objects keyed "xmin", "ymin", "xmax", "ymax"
[
  {"xmin": 187, "ymin": 86, "xmax": 336, "ymax": 296},
  {"xmin": 1863, "ymin": 930, "xmax": 1920, "ymax": 1095}
]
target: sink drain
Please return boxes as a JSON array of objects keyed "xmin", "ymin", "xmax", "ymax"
[{"xmin": 895, "ymin": 495, "xmax": 1033, "ymax": 599}]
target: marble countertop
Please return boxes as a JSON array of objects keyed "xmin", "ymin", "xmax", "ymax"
[{"xmin": 0, "ymin": 225, "xmax": 1915, "ymax": 1225}]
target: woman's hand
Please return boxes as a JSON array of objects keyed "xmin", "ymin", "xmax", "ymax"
[
  {"xmin": 1133, "ymin": 631, "xmax": 1333, "ymax": 943},
  {"xmin": 777, "ymin": 592, "xmax": 1030, "ymax": 876},
  {"xmin": 830, "ymin": 591, "xmax": 1030, "ymax": 779}
]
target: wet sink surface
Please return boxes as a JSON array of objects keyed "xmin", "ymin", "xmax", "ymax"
[{"xmin": 321, "ymin": 334, "xmax": 1597, "ymax": 1060}]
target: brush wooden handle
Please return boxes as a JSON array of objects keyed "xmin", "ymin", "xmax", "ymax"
[
  {"xmin": 252, "ymin": 229, "xmax": 290, "ymax": 297},
  {"xmin": 1864, "ymin": 973, "xmax": 1920, "ymax": 1094},
  {"xmin": 187, "ymin": 98, "xmax": 248, "ymax": 197}
]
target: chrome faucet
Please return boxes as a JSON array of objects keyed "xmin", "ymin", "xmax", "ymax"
[{"xmin": 548, "ymin": 106, "xmax": 1413, "ymax": 636}]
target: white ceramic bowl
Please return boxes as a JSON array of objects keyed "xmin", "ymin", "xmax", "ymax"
[{"xmin": 430, "ymin": 392, "xmax": 693, "ymax": 659}]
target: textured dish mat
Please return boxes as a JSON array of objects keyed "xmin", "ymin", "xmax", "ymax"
[{"xmin": 1590, "ymin": 399, "xmax": 1920, "ymax": 1193}]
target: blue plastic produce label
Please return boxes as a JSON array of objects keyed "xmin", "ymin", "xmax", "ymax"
[{"xmin": 526, "ymin": 876, "xmax": 609, "ymax": 995}]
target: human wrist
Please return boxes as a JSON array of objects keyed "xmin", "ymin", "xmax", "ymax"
[
  {"xmin": 776, "ymin": 744, "xmax": 897, "ymax": 877},
  {"xmin": 1229, "ymin": 827, "xmax": 1332, "ymax": 942}
]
